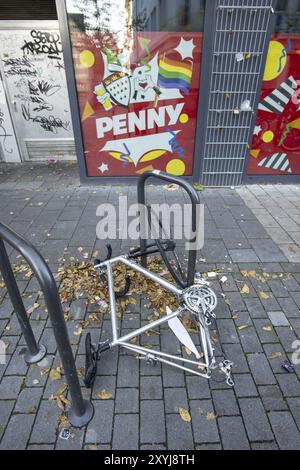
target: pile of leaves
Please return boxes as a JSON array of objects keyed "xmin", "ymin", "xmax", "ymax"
[{"xmin": 57, "ymin": 256, "xmax": 179, "ymax": 316}]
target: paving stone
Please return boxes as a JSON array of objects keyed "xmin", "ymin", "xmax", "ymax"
[
  {"xmin": 0, "ymin": 400, "xmax": 14, "ymax": 440},
  {"xmin": 115, "ymin": 388, "xmax": 139, "ymax": 413},
  {"xmin": 140, "ymin": 400, "xmax": 166, "ymax": 444},
  {"xmin": 233, "ymin": 374, "xmax": 258, "ymax": 397},
  {"xmin": 263, "ymin": 343, "xmax": 287, "ymax": 373},
  {"xmin": 259, "ymin": 385, "xmax": 288, "ymax": 411},
  {"xmin": 250, "ymin": 239, "xmax": 287, "ymax": 262},
  {"xmin": 117, "ymin": 355, "xmax": 139, "ymax": 388},
  {"xmin": 166, "ymin": 413, "xmax": 194, "ymax": 450},
  {"xmin": 15, "ymin": 387, "xmax": 43, "ymax": 413},
  {"xmin": 0, "ymin": 376, "xmax": 24, "ymax": 399},
  {"xmin": 239, "ymin": 398, "xmax": 273, "ymax": 442},
  {"xmin": 276, "ymin": 327, "xmax": 299, "ymax": 352},
  {"xmin": 0, "ymin": 414, "xmax": 35, "ymax": 450},
  {"xmin": 140, "ymin": 444, "xmax": 167, "ymax": 450},
  {"xmin": 164, "ymin": 388, "xmax": 188, "ymax": 414},
  {"xmin": 112, "ymin": 414, "xmax": 139, "ymax": 450},
  {"xmin": 244, "ymin": 297, "xmax": 267, "ymax": 318},
  {"xmin": 247, "ymin": 353, "xmax": 276, "ymax": 385},
  {"xmin": 252, "ymin": 319, "xmax": 279, "ymax": 343},
  {"xmin": 229, "ymin": 249, "xmax": 259, "ymax": 263},
  {"xmin": 217, "ymin": 319, "xmax": 239, "ymax": 344},
  {"xmin": 162, "ymin": 365, "xmax": 185, "ymax": 387},
  {"xmin": 239, "ymin": 326, "xmax": 263, "ymax": 353},
  {"xmin": 92, "ymin": 375, "xmax": 116, "ymax": 400},
  {"xmin": 268, "ymin": 311, "xmax": 290, "ymax": 327},
  {"xmin": 218, "ymin": 416, "xmax": 250, "ymax": 450},
  {"xmin": 269, "ymin": 411, "xmax": 300, "ymax": 450},
  {"xmin": 251, "ymin": 441, "xmax": 278, "ymax": 450},
  {"xmin": 276, "ymin": 374, "xmax": 300, "ymax": 397},
  {"xmin": 212, "ymin": 389, "xmax": 239, "ymax": 416},
  {"xmin": 190, "ymin": 400, "xmax": 219, "ymax": 444},
  {"xmin": 30, "ymin": 400, "xmax": 61, "ymax": 444},
  {"xmin": 278, "ymin": 298, "xmax": 300, "ymax": 319},
  {"xmin": 140, "ymin": 376, "xmax": 163, "ymax": 400},
  {"xmin": 186, "ymin": 375, "xmax": 210, "ymax": 399},
  {"xmin": 85, "ymin": 401, "xmax": 114, "ymax": 444}
]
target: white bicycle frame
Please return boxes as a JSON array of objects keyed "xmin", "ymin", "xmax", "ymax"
[{"xmin": 95, "ymin": 254, "xmax": 233, "ymax": 384}]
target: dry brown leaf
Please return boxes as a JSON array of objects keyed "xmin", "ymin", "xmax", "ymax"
[
  {"xmin": 32, "ymin": 379, "xmax": 39, "ymax": 385},
  {"xmin": 49, "ymin": 367, "xmax": 62, "ymax": 381},
  {"xmin": 185, "ymin": 347, "xmax": 192, "ymax": 356},
  {"xmin": 259, "ymin": 291, "xmax": 269, "ymax": 299},
  {"xmin": 240, "ymin": 284, "xmax": 250, "ymax": 295},
  {"xmin": 238, "ymin": 324, "xmax": 249, "ymax": 331},
  {"xmin": 179, "ymin": 407, "xmax": 191, "ymax": 423},
  {"xmin": 96, "ymin": 390, "xmax": 113, "ymax": 400},
  {"xmin": 268, "ymin": 352, "xmax": 282, "ymax": 360},
  {"xmin": 207, "ymin": 412, "xmax": 217, "ymax": 421},
  {"xmin": 262, "ymin": 325, "xmax": 272, "ymax": 332}
]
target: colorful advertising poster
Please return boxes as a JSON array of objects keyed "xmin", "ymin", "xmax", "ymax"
[
  {"xmin": 248, "ymin": 35, "xmax": 300, "ymax": 175},
  {"xmin": 70, "ymin": 31, "xmax": 203, "ymax": 177}
]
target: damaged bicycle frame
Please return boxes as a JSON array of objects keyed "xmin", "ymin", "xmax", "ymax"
[{"xmin": 84, "ymin": 170, "xmax": 234, "ymax": 388}]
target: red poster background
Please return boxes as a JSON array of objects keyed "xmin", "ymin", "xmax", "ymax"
[
  {"xmin": 248, "ymin": 34, "xmax": 300, "ymax": 175},
  {"xmin": 70, "ymin": 32, "xmax": 202, "ymax": 177}
]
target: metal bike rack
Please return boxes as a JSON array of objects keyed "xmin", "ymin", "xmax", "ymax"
[
  {"xmin": 0, "ymin": 222, "xmax": 94, "ymax": 428},
  {"xmin": 137, "ymin": 169, "xmax": 200, "ymax": 288},
  {"xmin": 84, "ymin": 171, "xmax": 234, "ymax": 389}
]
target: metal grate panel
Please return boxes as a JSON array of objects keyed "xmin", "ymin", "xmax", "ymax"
[{"xmin": 201, "ymin": 0, "xmax": 273, "ymax": 186}]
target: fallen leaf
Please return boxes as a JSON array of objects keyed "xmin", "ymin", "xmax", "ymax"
[
  {"xmin": 262, "ymin": 325, "xmax": 272, "ymax": 332},
  {"xmin": 240, "ymin": 284, "xmax": 250, "ymax": 295},
  {"xmin": 96, "ymin": 390, "xmax": 113, "ymax": 400},
  {"xmin": 268, "ymin": 352, "xmax": 282, "ymax": 360},
  {"xmin": 49, "ymin": 367, "xmax": 62, "ymax": 381},
  {"xmin": 32, "ymin": 379, "xmax": 39, "ymax": 385},
  {"xmin": 179, "ymin": 407, "xmax": 191, "ymax": 423},
  {"xmin": 207, "ymin": 412, "xmax": 217, "ymax": 421},
  {"xmin": 185, "ymin": 347, "xmax": 192, "ymax": 356},
  {"xmin": 238, "ymin": 324, "xmax": 249, "ymax": 331},
  {"xmin": 193, "ymin": 183, "xmax": 205, "ymax": 192},
  {"xmin": 259, "ymin": 291, "xmax": 269, "ymax": 300}
]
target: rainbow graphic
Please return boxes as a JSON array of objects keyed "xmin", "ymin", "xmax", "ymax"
[{"xmin": 158, "ymin": 55, "xmax": 192, "ymax": 94}]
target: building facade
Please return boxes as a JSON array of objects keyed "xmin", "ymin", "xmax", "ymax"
[{"xmin": 0, "ymin": 0, "xmax": 299, "ymax": 185}]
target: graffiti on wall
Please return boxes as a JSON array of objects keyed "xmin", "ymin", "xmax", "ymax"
[
  {"xmin": 0, "ymin": 79, "xmax": 19, "ymax": 160},
  {"xmin": 0, "ymin": 29, "xmax": 71, "ymax": 140},
  {"xmin": 72, "ymin": 32, "xmax": 202, "ymax": 177},
  {"xmin": 248, "ymin": 35, "xmax": 300, "ymax": 175}
]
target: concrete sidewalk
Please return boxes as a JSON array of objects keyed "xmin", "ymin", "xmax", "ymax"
[{"xmin": 1, "ymin": 162, "xmax": 300, "ymax": 450}]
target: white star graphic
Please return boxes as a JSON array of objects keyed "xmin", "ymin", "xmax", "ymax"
[
  {"xmin": 174, "ymin": 37, "xmax": 196, "ymax": 60},
  {"xmin": 253, "ymin": 125, "xmax": 262, "ymax": 136},
  {"xmin": 98, "ymin": 163, "xmax": 109, "ymax": 174}
]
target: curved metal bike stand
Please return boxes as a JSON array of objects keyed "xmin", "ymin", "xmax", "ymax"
[
  {"xmin": 137, "ymin": 169, "xmax": 201, "ymax": 288},
  {"xmin": 0, "ymin": 223, "xmax": 94, "ymax": 428}
]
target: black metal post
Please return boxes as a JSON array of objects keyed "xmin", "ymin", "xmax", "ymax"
[
  {"xmin": 137, "ymin": 170, "xmax": 200, "ymax": 287},
  {"xmin": 0, "ymin": 239, "xmax": 46, "ymax": 364},
  {"xmin": 0, "ymin": 223, "xmax": 94, "ymax": 427}
]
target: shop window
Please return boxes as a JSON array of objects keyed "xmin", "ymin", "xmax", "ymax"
[
  {"xmin": 65, "ymin": 0, "xmax": 206, "ymax": 178},
  {"xmin": 247, "ymin": 0, "xmax": 300, "ymax": 176}
]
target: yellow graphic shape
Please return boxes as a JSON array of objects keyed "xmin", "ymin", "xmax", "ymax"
[
  {"xmin": 80, "ymin": 50, "xmax": 95, "ymax": 68},
  {"xmin": 140, "ymin": 150, "xmax": 166, "ymax": 162},
  {"xmin": 108, "ymin": 149, "xmax": 166, "ymax": 164},
  {"xmin": 179, "ymin": 113, "xmax": 189, "ymax": 124},
  {"xmin": 81, "ymin": 101, "xmax": 95, "ymax": 122},
  {"xmin": 136, "ymin": 165, "xmax": 154, "ymax": 175},
  {"xmin": 250, "ymin": 149, "xmax": 260, "ymax": 159},
  {"xmin": 262, "ymin": 130, "xmax": 274, "ymax": 143},
  {"xmin": 263, "ymin": 41, "xmax": 287, "ymax": 82},
  {"xmin": 289, "ymin": 117, "xmax": 300, "ymax": 129},
  {"xmin": 166, "ymin": 159, "xmax": 186, "ymax": 176}
]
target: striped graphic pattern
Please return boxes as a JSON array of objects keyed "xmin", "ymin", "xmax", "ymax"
[
  {"xmin": 258, "ymin": 76, "xmax": 297, "ymax": 114},
  {"xmin": 158, "ymin": 56, "xmax": 192, "ymax": 94},
  {"xmin": 258, "ymin": 153, "xmax": 292, "ymax": 172}
]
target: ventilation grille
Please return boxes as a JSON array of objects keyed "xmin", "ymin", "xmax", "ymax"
[
  {"xmin": 201, "ymin": 0, "xmax": 273, "ymax": 186},
  {"xmin": 24, "ymin": 139, "xmax": 76, "ymax": 161}
]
